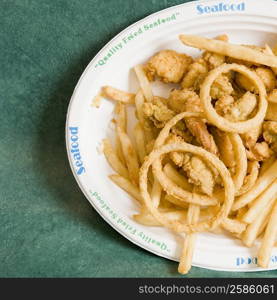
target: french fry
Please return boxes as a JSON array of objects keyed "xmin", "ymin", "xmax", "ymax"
[
  {"xmin": 134, "ymin": 122, "xmax": 146, "ymax": 165},
  {"xmin": 232, "ymin": 160, "xmax": 277, "ymax": 211},
  {"xmin": 221, "ymin": 218, "xmax": 246, "ymax": 235},
  {"xmin": 178, "ymin": 204, "xmax": 200, "ymax": 274},
  {"xmin": 242, "ymin": 179, "xmax": 277, "ymax": 224},
  {"xmin": 117, "ymin": 125, "xmax": 140, "ymax": 185},
  {"xmin": 102, "ymin": 86, "xmax": 135, "ymax": 104},
  {"xmin": 109, "ymin": 174, "xmax": 142, "ymax": 203},
  {"xmin": 179, "ymin": 34, "xmax": 277, "ymax": 68},
  {"xmin": 102, "ymin": 139, "xmax": 129, "ymax": 178},
  {"xmin": 115, "ymin": 134, "xmax": 126, "ymax": 165},
  {"xmin": 242, "ymin": 197, "xmax": 276, "ymax": 247},
  {"xmin": 91, "ymin": 91, "xmax": 103, "ymax": 108},
  {"xmin": 164, "ymin": 194, "xmax": 189, "ymax": 209},
  {"xmin": 257, "ymin": 200, "xmax": 277, "ymax": 268},
  {"xmin": 134, "ymin": 64, "xmax": 153, "ymax": 102},
  {"xmin": 163, "ymin": 163, "xmax": 192, "ymax": 191},
  {"xmin": 133, "ymin": 209, "xmax": 187, "ymax": 227},
  {"xmin": 115, "ymin": 102, "xmax": 127, "ymax": 131},
  {"xmin": 135, "ymin": 90, "xmax": 145, "ymax": 124}
]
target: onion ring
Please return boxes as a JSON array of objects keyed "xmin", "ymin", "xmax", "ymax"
[
  {"xmin": 200, "ymin": 63, "xmax": 268, "ymax": 133},
  {"xmin": 228, "ymin": 133, "xmax": 248, "ymax": 194},
  {"xmin": 152, "ymin": 112, "xmax": 217, "ymax": 206},
  {"xmin": 139, "ymin": 143, "xmax": 235, "ymax": 233}
]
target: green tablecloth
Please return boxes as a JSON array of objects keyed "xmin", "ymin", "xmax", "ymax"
[{"xmin": 1, "ymin": 0, "xmax": 276, "ymax": 278}]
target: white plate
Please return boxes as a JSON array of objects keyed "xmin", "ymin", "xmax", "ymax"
[{"xmin": 66, "ymin": 0, "xmax": 277, "ymax": 272}]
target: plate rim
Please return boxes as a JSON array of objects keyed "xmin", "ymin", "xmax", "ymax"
[{"xmin": 65, "ymin": 0, "xmax": 277, "ymax": 273}]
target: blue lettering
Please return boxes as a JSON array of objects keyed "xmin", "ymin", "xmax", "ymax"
[
  {"xmin": 73, "ymin": 152, "xmax": 81, "ymax": 160},
  {"xmin": 69, "ymin": 127, "xmax": 78, "ymax": 135},
  {"xmin": 196, "ymin": 5, "xmax": 204, "ymax": 15},
  {"xmin": 77, "ymin": 166, "xmax": 85, "ymax": 175},
  {"xmin": 196, "ymin": 2, "xmax": 245, "ymax": 15},
  {"xmin": 71, "ymin": 135, "xmax": 78, "ymax": 142},
  {"xmin": 69, "ymin": 125, "xmax": 85, "ymax": 175},
  {"xmin": 211, "ymin": 6, "xmax": 218, "ymax": 13}
]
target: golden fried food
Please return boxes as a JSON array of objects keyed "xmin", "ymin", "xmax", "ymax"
[{"xmin": 100, "ymin": 33, "xmax": 277, "ymax": 275}]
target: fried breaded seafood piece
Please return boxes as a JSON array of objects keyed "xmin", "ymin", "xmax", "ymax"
[
  {"xmin": 215, "ymin": 92, "xmax": 257, "ymax": 122},
  {"xmin": 210, "ymin": 75, "xmax": 234, "ymax": 99},
  {"xmin": 263, "ymin": 121, "xmax": 277, "ymax": 152},
  {"xmin": 246, "ymin": 142, "xmax": 272, "ymax": 161},
  {"xmin": 236, "ymin": 67, "xmax": 276, "ymax": 93},
  {"xmin": 181, "ymin": 58, "xmax": 208, "ymax": 90},
  {"xmin": 203, "ymin": 52, "xmax": 225, "ymax": 70},
  {"xmin": 168, "ymin": 88, "xmax": 200, "ymax": 113},
  {"xmin": 202, "ymin": 34, "xmax": 228, "ymax": 70},
  {"xmin": 182, "ymin": 154, "xmax": 215, "ymax": 196},
  {"xmin": 241, "ymin": 124, "xmax": 262, "ymax": 148},
  {"xmin": 143, "ymin": 96, "xmax": 175, "ymax": 128},
  {"xmin": 168, "ymin": 89, "xmax": 218, "ymax": 155},
  {"xmin": 144, "ymin": 50, "xmax": 193, "ymax": 83},
  {"xmin": 268, "ymin": 89, "xmax": 277, "ymax": 103}
]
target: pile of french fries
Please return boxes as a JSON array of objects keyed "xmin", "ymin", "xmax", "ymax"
[{"xmin": 98, "ymin": 34, "xmax": 277, "ymax": 274}]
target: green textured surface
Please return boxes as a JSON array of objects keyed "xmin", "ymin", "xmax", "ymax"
[{"xmin": 0, "ymin": 0, "xmax": 276, "ymax": 278}]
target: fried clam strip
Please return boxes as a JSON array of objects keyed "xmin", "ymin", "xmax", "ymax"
[
  {"xmin": 200, "ymin": 64, "xmax": 268, "ymax": 134},
  {"xmin": 258, "ymin": 199, "xmax": 277, "ymax": 268},
  {"xmin": 178, "ymin": 204, "xmax": 200, "ymax": 274},
  {"xmin": 242, "ymin": 179, "xmax": 277, "ymax": 224},
  {"xmin": 179, "ymin": 35, "xmax": 277, "ymax": 68},
  {"xmin": 152, "ymin": 112, "xmax": 217, "ymax": 206},
  {"xmin": 139, "ymin": 143, "xmax": 235, "ymax": 234},
  {"xmin": 232, "ymin": 160, "xmax": 277, "ymax": 211},
  {"xmin": 168, "ymin": 89, "xmax": 218, "ymax": 154},
  {"xmin": 242, "ymin": 197, "xmax": 276, "ymax": 247},
  {"xmin": 212, "ymin": 129, "xmax": 235, "ymax": 168},
  {"xmin": 102, "ymin": 86, "xmax": 135, "ymax": 104}
]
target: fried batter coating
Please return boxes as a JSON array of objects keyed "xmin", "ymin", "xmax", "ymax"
[
  {"xmin": 212, "ymin": 128, "xmax": 235, "ymax": 168},
  {"xmin": 143, "ymin": 96, "xmax": 175, "ymax": 128},
  {"xmin": 181, "ymin": 58, "xmax": 208, "ymax": 90},
  {"xmin": 210, "ymin": 75, "xmax": 234, "ymax": 99},
  {"xmin": 145, "ymin": 50, "xmax": 193, "ymax": 83},
  {"xmin": 255, "ymin": 67, "xmax": 276, "ymax": 92},
  {"xmin": 169, "ymin": 88, "xmax": 218, "ymax": 155},
  {"xmin": 202, "ymin": 34, "xmax": 228, "ymax": 70},
  {"xmin": 215, "ymin": 92, "xmax": 257, "ymax": 122},
  {"xmin": 183, "ymin": 154, "xmax": 215, "ymax": 196},
  {"xmin": 263, "ymin": 121, "xmax": 277, "ymax": 152},
  {"xmin": 268, "ymin": 89, "xmax": 277, "ymax": 103},
  {"xmin": 236, "ymin": 67, "xmax": 276, "ymax": 93},
  {"xmin": 168, "ymin": 88, "xmax": 200, "ymax": 113},
  {"xmin": 241, "ymin": 124, "xmax": 262, "ymax": 148},
  {"xmin": 246, "ymin": 142, "xmax": 272, "ymax": 161}
]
